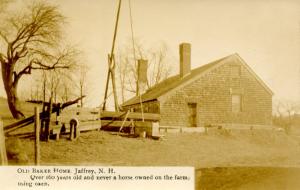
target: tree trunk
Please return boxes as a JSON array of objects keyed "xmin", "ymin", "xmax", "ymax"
[
  {"xmin": 1, "ymin": 62, "xmax": 24, "ymax": 119},
  {"xmin": 7, "ymin": 88, "xmax": 24, "ymax": 119},
  {"xmin": 43, "ymin": 77, "xmax": 46, "ymax": 102},
  {"xmin": 80, "ymin": 85, "xmax": 83, "ymax": 108}
]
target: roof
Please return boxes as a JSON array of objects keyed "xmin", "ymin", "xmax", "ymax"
[{"xmin": 122, "ymin": 53, "xmax": 273, "ymax": 107}]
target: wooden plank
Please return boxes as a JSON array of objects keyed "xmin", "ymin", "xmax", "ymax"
[
  {"xmin": 5, "ymin": 120, "xmax": 34, "ymax": 134},
  {"xmin": 101, "ymin": 120, "xmax": 153, "ymax": 128},
  {"xmin": 100, "ymin": 111, "xmax": 160, "ymax": 121},
  {"xmin": 6, "ymin": 132, "xmax": 34, "ymax": 138},
  {"xmin": 34, "ymin": 107, "xmax": 40, "ymax": 165},
  {"xmin": 81, "ymin": 120, "xmax": 102, "ymax": 126},
  {"xmin": 63, "ymin": 120, "xmax": 102, "ymax": 126},
  {"xmin": 0, "ymin": 119, "xmax": 8, "ymax": 165},
  {"xmin": 4, "ymin": 115, "xmax": 35, "ymax": 131},
  {"xmin": 4, "ymin": 96, "xmax": 85, "ymax": 133},
  {"xmin": 101, "ymin": 120, "xmax": 132, "ymax": 127},
  {"xmin": 51, "ymin": 122, "xmax": 99, "ymax": 138},
  {"xmin": 52, "ymin": 125, "xmax": 100, "ymax": 135},
  {"xmin": 80, "ymin": 120, "xmax": 101, "ymax": 132},
  {"xmin": 80, "ymin": 125, "xmax": 100, "ymax": 132}
]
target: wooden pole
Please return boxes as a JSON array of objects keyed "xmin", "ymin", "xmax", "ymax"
[
  {"xmin": 43, "ymin": 72, "xmax": 46, "ymax": 102},
  {"xmin": 111, "ymin": 54, "xmax": 119, "ymax": 112},
  {"xmin": 102, "ymin": 0, "xmax": 122, "ymax": 110},
  {"xmin": 34, "ymin": 107, "xmax": 40, "ymax": 165},
  {"xmin": 0, "ymin": 119, "xmax": 8, "ymax": 165},
  {"xmin": 103, "ymin": 54, "xmax": 112, "ymax": 111},
  {"xmin": 48, "ymin": 97, "xmax": 53, "ymax": 132},
  {"xmin": 45, "ymin": 97, "xmax": 52, "ymax": 141},
  {"xmin": 40, "ymin": 102, "xmax": 45, "ymax": 139}
]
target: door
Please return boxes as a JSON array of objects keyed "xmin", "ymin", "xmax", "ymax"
[{"xmin": 188, "ymin": 103, "xmax": 197, "ymax": 127}]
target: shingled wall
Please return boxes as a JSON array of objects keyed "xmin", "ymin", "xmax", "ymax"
[{"xmin": 158, "ymin": 61, "xmax": 272, "ymax": 128}]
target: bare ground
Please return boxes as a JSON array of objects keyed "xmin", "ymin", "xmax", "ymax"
[
  {"xmin": 2, "ymin": 99, "xmax": 300, "ymax": 189},
  {"xmin": 5, "ymin": 127, "xmax": 300, "ymax": 189},
  {"xmin": 6, "ymin": 129, "xmax": 300, "ymax": 167}
]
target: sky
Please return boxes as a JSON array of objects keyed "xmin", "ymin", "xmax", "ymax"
[{"xmin": 1, "ymin": 0, "xmax": 299, "ymax": 107}]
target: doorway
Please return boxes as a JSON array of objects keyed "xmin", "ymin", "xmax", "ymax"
[{"xmin": 188, "ymin": 103, "xmax": 197, "ymax": 127}]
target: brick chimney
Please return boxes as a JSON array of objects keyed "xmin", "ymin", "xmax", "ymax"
[
  {"xmin": 136, "ymin": 59, "xmax": 148, "ymax": 96},
  {"xmin": 179, "ymin": 43, "xmax": 191, "ymax": 78}
]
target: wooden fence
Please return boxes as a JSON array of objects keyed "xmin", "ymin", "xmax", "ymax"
[{"xmin": 0, "ymin": 119, "xmax": 8, "ymax": 165}]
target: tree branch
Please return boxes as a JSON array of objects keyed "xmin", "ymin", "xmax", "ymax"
[
  {"xmin": 0, "ymin": 53, "xmax": 7, "ymax": 63},
  {"xmin": 13, "ymin": 63, "xmax": 32, "ymax": 86},
  {"xmin": 31, "ymin": 62, "xmax": 69, "ymax": 70},
  {"xmin": 0, "ymin": 1, "xmax": 69, "ymax": 119},
  {"xmin": 0, "ymin": 31, "xmax": 9, "ymax": 43},
  {"xmin": 125, "ymin": 87, "xmax": 136, "ymax": 93}
]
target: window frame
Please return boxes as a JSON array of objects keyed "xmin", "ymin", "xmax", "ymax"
[{"xmin": 231, "ymin": 94, "xmax": 242, "ymax": 113}]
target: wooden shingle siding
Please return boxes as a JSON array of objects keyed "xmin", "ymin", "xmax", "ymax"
[
  {"xmin": 159, "ymin": 62, "xmax": 272, "ymax": 127},
  {"xmin": 122, "ymin": 54, "xmax": 272, "ymax": 128}
]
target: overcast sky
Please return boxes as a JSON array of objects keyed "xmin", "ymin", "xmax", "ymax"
[{"xmin": 1, "ymin": 0, "xmax": 300, "ymax": 107}]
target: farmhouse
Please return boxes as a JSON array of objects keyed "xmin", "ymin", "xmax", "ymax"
[{"xmin": 122, "ymin": 43, "xmax": 273, "ymax": 128}]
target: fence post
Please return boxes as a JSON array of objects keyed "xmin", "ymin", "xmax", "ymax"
[
  {"xmin": 44, "ymin": 97, "xmax": 52, "ymax": 141},
  {"xmin": 0, "ymin": 119, "xmax": 8, "ymax": 165},
  {"xmin": 34, "ymin": 107, "xmax": 40, "ymax": 165}
]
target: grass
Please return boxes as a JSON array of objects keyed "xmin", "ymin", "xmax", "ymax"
[
  {"xmin": 33, "ymin": 130, "xmax": 300, "ymax": 167},
  {"xmin": 0, "ymin": 97, "xmax": 41, "ymax": 126},
  {"xmin": 7, "ymin": 130, "xmax": 300, "ymax": 189},
  {"xmin": 6, "ymin": 127, "xmax": 300, "ymax": 167},
  {"xmin": 2, "ymin": 97, "xmax": 300, "ymax": 189}
]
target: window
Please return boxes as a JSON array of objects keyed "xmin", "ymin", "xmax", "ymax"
[
  {"xmin": 231, "ymin": 65, "xmax": 241, "ymax": 78},
  {"xmin": 231, "ymin": 95, "xmax": 242, "ymax": 113}
]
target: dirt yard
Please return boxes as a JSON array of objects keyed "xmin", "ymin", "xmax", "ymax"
[
  {"xmin": 6, "ymin": 129, "xmax": 300, "ymax": 166},
  {"xmin": 2, "ymin": 99, "xmax": 300, "ymax": 189},
  {"xmin": 5, "ymin": 128, "xmax": 300, "ymax": 189}
]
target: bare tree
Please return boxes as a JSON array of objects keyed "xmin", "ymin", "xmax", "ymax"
[
  {"xmin": 32, "ymin": 55, "xmax": 79, "ymax": 103},
  {"xmin": 61, "ymin": 82, "xmax": 71, "ymax": 103},
  {"xmin": 77, "ymin": 62, "xmax": 88, "ymax": 107},
  {"xmin": 0, "ymin": 1, "xmax": 75, "ymax": 118},
  {"xmin": 116, "ymin": 50, "xmax": 130, "ymax": 103},
  {"xmin": 115, "ymin": 40, "xmax": 174, "ymax": 103},
  {"xmin": 273, "ymin": 99, "xmax": 300, "ymax": 133},
  {"xmin": 60, "ymin": 71, "xmax": 82, "ymax": 104},
  {"xmin": 147, "ymin": 43, "xmax": 172, "ymax": 87}
]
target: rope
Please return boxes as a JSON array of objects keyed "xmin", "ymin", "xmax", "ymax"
[{"xmin": 128, "ymin": 0, "xmax": 145, "ymax": 122}]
